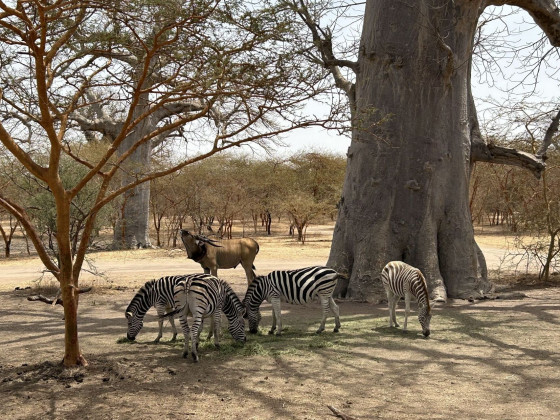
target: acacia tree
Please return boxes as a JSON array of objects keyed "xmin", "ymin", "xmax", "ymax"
[
  {"xmin": 0, "ymin": 0, "xmax": 332, "ymax": 366},
  {"xmin": 290, "ymin": 0, "xmax": 560, "ymax": 300}
]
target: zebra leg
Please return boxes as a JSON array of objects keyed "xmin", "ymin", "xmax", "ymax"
[
  {"xmin": 403, "ymin": 293, "xmax": 411, "ymax": 331},
  {"xmin": 387, "ymin": 291, "xmax": 400, "ymax": 328},
  {"xmin": 169, "ymin": 315, "xmax": 177, "ymax": 342},
  {"xmin": 155, "ymin": 317, "xmax": 163, "ymax": 343},
  {"xmin": 316, "ymin": 296, "xmax": 330, "ymax": 334},
  {"xmin": 154, "ymin": 304, "xmax": 166, "ymax": 343},
  {"xmin": 270, "ymin": 296, "xmax": 282, "ymax": 335},
  {"xmin": 269, "ymin": 309, "xmax": 276, "ymax": 335},
  {"xmin": 178, "ymin": 309, "xmax": 191, "ymax": 358},
  {"xmin": 329, "ymin": 296, "xmax": 341, "ymax": 333},
  {"xmin": 205, "ymin": 317, "xmax": 215, "ymax": 341},
  {"xmin": 391, "ymin": 298, "xmax": 400, "ymax": 328},
  {"xmin": 386, "ymin": 291, "xmax": 395, "ymax": 327},
  {"xmin": 190, "ymin": 315, "xmax": 204, "ymax": 362},
  {"xmin": 213, "ymin": 310, "xmax": 222, "ymax": 349}
]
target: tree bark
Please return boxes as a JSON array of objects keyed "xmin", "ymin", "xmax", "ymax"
[
  {"xmin": 112, "ymin": 92, "xmax": 153, "ymax": 249},
  {"xmin": 329, "ymin": 0, "xmax": 485, "ymax": 301},
  {"xmin": 329, "ymin": 0, "xmax": 560, "ymax": 301}
]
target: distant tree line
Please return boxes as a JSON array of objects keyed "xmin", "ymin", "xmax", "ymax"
[
  {"xmin": 150, "ymin": 151, "xmax": 347, "ymax": 245},
  {"xmin": 0, "ymin": 150, "xmax": 347, "ymax": 257}
]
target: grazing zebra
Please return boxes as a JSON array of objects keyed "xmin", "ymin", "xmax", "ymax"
[
  {"xmin": 381, "ymin": 261, "xmax": 432, "ymax": 337},
  {"xmin": 243, "ymin": 266, "xmax": 342, "ymax": 336},
  {"xmin": 125, "ymin": 276, "xmax": 184, "ymax": 342},
  {"xmin": 171, "ymin": 273, "xmax": 246, "ymax": 362}
]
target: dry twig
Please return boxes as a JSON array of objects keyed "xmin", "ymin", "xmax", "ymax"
[{"xmin": 327, "ymin": 405, "xmax": 358, "ymax": 420}]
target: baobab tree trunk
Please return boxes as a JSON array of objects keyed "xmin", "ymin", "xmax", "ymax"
[
  {"xmin": 329, "ymin": 1, "xmax": 485, "ymax": 301},
  {"xmin": 113, "ymin": 93, "xmax": 153, "ymax": 249}
]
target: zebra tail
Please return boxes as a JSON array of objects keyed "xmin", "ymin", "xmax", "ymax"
[
  {"xmin": 160, "ymin": 304, "xmax": 185, "ymax": 319},
  {"xmin": 335, "ymin": 271, "xmax": 349, "ymax": 280}
]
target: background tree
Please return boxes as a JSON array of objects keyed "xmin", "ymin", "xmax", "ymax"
[
  {"xmin": 472, "ymin": 99, "xmax": 560, "ymax": 280},
  {"xmin": 0, "ymin": 0, "xmax": 333, "ymax": 366},
  {"xmin": 289, "ymin": 0, "xmax": 560, "ymax": 301},
  {"xmin": 283, "ymin": 152, "xmax": 345, "ymax": 242}
]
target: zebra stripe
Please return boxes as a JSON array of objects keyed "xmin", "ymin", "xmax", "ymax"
[
  {"xmin": 243, "ymin": 266, "xmax": 341, "ymax": 335},
  {"xmin": 125, "ymin": 275, "xmax": 184, "ymax": 342},
  {"xmin": 173, "ymin": 274, "xmax": 246, "ymax": 362},
  {"xmin": 381, "ymin": 261, "xmax": 432, "ymax": 337}
]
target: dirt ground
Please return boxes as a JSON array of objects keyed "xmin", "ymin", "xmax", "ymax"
[{"xmin": 1, "ymin": 225, "xmax": 559, "ymax": 419}]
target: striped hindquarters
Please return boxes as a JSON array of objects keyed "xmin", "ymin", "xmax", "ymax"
[
  {"xmin": 381, "ymin": 261, "xmax": 431, "ymax": 311},
  {"xmin": 177, "ymin": 274, "xmax": 245, "ymax": 343},
  {"xmin": 173, "ymin": 273, "xmax": 220, "ymax": 316},
  {"xmin": 269, "ymin": 266, "xmax": 339, "ymax": 304}
]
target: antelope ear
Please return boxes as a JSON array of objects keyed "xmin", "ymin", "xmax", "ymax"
[{"xmin": 126, "ymin": 311, "xmax": 133, "ymax": 319}]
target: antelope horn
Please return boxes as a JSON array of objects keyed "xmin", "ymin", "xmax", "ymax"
[{"xmin": 195, "ymin": 234, "xmax": 223, "ymax": 247}]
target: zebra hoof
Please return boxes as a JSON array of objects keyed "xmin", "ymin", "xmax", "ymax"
[
  {"xmin": 268, "ymin": 330, "xmax": 275, "ymax": 335},
  {"xmin": 170, "ymin": 336, "xmax": 177, "ymax": 342},
  {"xmin": 182, "ymin": 351, "xmax": 188, "ymax": 358},
  {"xmin": 214, "ymin": 344, "xmax": 221, "ymax": 350},
  {"xmin": 333, "ymin": 328, "xmax": 339, "ymax": 333},
  {"xmin": 191, "ymin": 352, "xmax": 199, "ymax": 362}
]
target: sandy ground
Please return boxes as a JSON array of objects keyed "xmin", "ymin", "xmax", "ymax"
[{"xmin": 1, "ymin": 225, "xmax": 559, "ymax": 419}]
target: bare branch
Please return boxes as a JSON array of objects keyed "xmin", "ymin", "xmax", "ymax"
[
  {"xmin": 536, "ymin": 107, "xmax": 560, "ymax": 157},
  {"xmin": 471, "ymin": 142, "xmax": 546, "ymax": 178},
  {"xmin": 486, "ymin": 0, "xmax": 560, "ymax": 46},
  {"xmin": 288, "ymin": 0, "xmax": 357, "ymax": 105},
  {"xmin": 27, "ymin": 287, "xmax": 92, "ymax": 306},
  {"xmin": 327, "ymin": 405, "xmax": 358, "ymax": 420}
]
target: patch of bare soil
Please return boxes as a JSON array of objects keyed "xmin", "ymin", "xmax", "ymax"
[{"xmin": 1, "ymin": 225, "xmax": 560, "ymax": 419}]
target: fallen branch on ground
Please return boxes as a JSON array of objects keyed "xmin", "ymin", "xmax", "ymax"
[
  {"xmin": 327, "ymin": 405, "xmax": 358, "ymax": 420},
  {"xmin": 27, "ymin": 287, "xmax": 93, "ymax": 306}
]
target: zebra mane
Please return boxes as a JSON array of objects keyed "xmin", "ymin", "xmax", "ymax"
[
  {"xmin": 125, "ymin": 279, "xmax": 157, "ymax": 315},
  {"xmin": 417, "ymin": 270, "xmax": 431, "ymax": 314},
  {"xmin": 243, "ymin": 275, "xmax": 266, "ymax": 307},
  {"xmin": 221, "ymin": 281, "xmax": 244, "ymax": 315}
]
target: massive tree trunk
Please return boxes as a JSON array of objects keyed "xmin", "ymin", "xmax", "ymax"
[
  {"xmin": 329, "ymin": 0, "xmax": 560, "ymax": 301},
  {"xmin": 113, "ymin": 142, "xmax": 152, "ymax": 249},
  {"xmin": 113, "ymin": 92, "xmax": 153, "ymax": 249}
]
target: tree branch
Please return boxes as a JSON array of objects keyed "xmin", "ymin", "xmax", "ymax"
[
  {"xmin": 536, "ymin": 107, "xmax": 560, "ymax": 158},
  {"xmin": 486, "ymin": 0, "xmax": 560, "ymax": 46},
  {"xmin": 27, "ymin": 287, "xmax": 92, "ymax": 306},
  {"xmin": 288, "ymin": 0, "xmax": 356, "ymax": 106},
  {"xmin": 327, "ymin": 405, "xmax": 358, "ymax": 420},
  {"xmin": 471, "ymin": 142, "xmax": 546, "ymax": 178}
]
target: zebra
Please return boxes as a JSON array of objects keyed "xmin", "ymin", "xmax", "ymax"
[
  {"xmin": 125, "ymin": 276, "xmax": 184, "ymax": 342},
  {"xmin": 381, "ymin": 261, "xmax": 432, "ymax": 337},
  {"xmin": 170, "ymin": 273, "xmax": 246, "ymax": 362},
  {"xmin": 243, "ymin": 266, "xmax": 342, "ymax": 336}
]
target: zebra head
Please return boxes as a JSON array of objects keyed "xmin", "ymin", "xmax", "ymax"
[
  {"xmin": 418, "ymin": 305, "xmax": 432, "ymax": 337},
  {"xmin": 125, "ymin": 311, "xmax": 144, "ymax": 341},
  {"xmin": 246, "ymin": 309, "xmax": 261, "ymax": 334},
  {"xmin": 228, "ymin": 315, "xmax": 247, "ymax": 343},
  {"xmin": 242, "ymin": 275, "xmax": 267, "ymax": 333}
]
